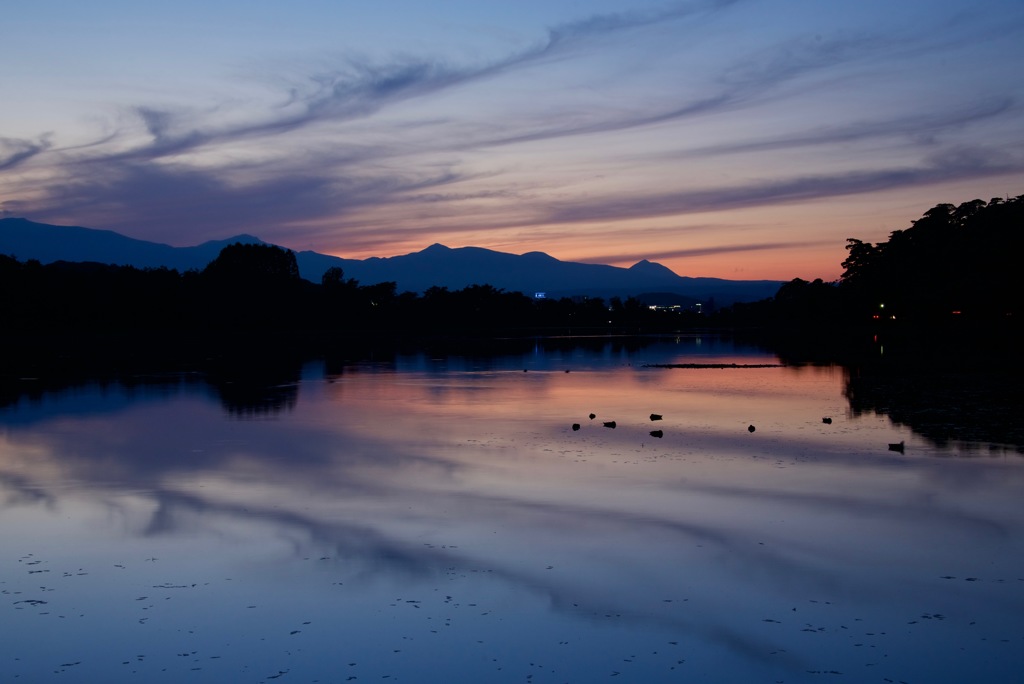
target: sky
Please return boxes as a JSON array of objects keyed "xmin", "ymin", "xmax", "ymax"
[{"xmin": 2, "ymin": 0, "xmax": 1023, "ymax": 281}]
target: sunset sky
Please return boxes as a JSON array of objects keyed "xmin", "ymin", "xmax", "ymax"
[{"xmin": 2, "ymin": 0, "xmax": 1023, "ymax": 280}]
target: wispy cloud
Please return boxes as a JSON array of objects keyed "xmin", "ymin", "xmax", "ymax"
[
  {"xmin": 673, "ymin": 97, "xmax": 1017, "ymax": 158},
  {"xmin": 0, "ymin": 135, "xmax": 52, "ymax": 171},
  {"xmin": 3, "ymin": 0, "xmax": 1023, "ymax": 270},
  {"xmin": 581, "ymin": 240, "xmax": 835, "ymax": 266},
  {"xmin": 9, "ymin": 158, "xmax": 473, "ymax": 243},
  {"xmin": 468, "ymin": 29, "xmax": 911, "ymax": 149},
  {"xmin": 540, "ymin": 149, "xmax": 1024, "ymax": 226},
  {"xmin": 5, "ymin": 3, "xmax": 747, "ymax": 236},
  {"xmin": 86, "ymin": 0, "xmax": 744, "ymax": 164}
]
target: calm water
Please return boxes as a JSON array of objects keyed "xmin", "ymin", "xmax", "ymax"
[{"xmin": 2, "ymin": 337, "xmax": 1022, "ymax": 683}]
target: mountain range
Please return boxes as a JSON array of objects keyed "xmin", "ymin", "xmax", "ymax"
[{"xmin": 0, "ymin": 218, "xmax": 782, "ymax": 305}]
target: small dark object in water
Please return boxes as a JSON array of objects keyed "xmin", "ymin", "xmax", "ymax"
[
  {"xmin": 822, "ymin": 417, "xmax": 832, "ymax": 424},
  {"xmin": 589, "ymin": 413, "xmax": 596, "ymax": 420},
  {"xmin": 888, "ymin": 440, "xmax": 905, "ymax": 453},
  {"xmin": 603, "ymin": 421, "xmax": 617, "ymax": 429},
  {"xmin": 565, "ymin": 369, "xmax": 570, "ymax": 373},
  {"xmin": 748, "ymin": 425, "xmax": 756, "ymax": 433},
  {"xmin": 650, "ymin": 414, "xmax": 663, "ymax": 421},
  {"xmin": 650, "ymin": 430, "xmax": 663, "ymax": 438},
  {"xmin": 572, "ymin": 423, "xmax": 581, "ymax": 431}
]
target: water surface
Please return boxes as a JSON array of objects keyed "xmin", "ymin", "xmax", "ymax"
[{"xmin": 2, "ymin": 337, "xmax": 1022, "ymax": 682}]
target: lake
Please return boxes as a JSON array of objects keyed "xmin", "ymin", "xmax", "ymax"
[{"xmin": 2, "ymin": 336, "xmax": 1022, "ymax": 683}]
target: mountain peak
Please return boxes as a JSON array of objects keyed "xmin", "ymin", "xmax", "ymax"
[
  {"xmin": 0, "ymin": 220, "xmax": 783, "ymax": 305},
  {"xmin": 628, "ymin": 259, "xmax": 679, "ymax": 278},
  {"xmin": 205, "ymin": 234, "xmax": 266, "ymax": 246},
  {"xmin": 522, "ymin": 250, "xmax": 558, "ymax": 261}
]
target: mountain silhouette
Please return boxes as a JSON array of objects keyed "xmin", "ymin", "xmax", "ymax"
[
  {"xmin": 0, "ymin": 218, "xmax": 265, "ymax": 272},
  {"xmin": 1, "ymin": 218, "xmax": 780, "ymax": 304}
]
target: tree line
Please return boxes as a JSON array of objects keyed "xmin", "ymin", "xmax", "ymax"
[
  {"xmin": 3, "ymin": 194, "xmax": 1020, "ymax": 346},
  {"xmin": 721, "ymin": 194, "xmax": 1023, "ymax": 333},
  {"xmin": 1, "ymin": 241, "xmax": 689, "ymax": 339}
]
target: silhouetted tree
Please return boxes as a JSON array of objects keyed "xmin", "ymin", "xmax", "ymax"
[
  {"xmin": 772, "ymin": 277, "xmax": 844, "ymax": 325},
  {"xmin": 198, "ymin": 243, "xmax": 307, "ymax": 330},
  {"xmin": 834, "ymin": 195, "xmax": 1024, "ymax": 327},
  {"xmin": 321, "ymin": 266, "xmax": 346, "ymax": 287},
  {"xmin": 203, "ymin": 242, "xmax": 300, "ymax": 284}
]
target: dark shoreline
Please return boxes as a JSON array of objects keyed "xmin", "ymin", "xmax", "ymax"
[
  {"xmin": 3, "ymin": 321, "xmax": 1021, "ymax": 376},
  {"xmin": 2, "ymin": 327, "xmax": 1022, "ymax": 452}
]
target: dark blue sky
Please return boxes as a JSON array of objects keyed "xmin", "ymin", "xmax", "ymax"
[{"xmin": 2, "ymin": 0, "xmax": 1023, "ymax": 279}]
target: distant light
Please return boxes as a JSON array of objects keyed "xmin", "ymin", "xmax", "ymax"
[
  {"xmin": 534, "ymin": 292, "xmax": 546, "ymax": 299},
  {"xmin": 951, "ymin": 310, "xmax": 961, "ymax": 315}
]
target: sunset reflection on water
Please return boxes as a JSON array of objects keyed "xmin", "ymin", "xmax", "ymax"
[{"xmin": 2, "ymin": 338, "xmax": 1022, "ymax": 683}]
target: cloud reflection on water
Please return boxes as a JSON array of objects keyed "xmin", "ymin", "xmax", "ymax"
[{"xmin": 2, "ymin": 340, "xmax": 1023, "ymax": 682}]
